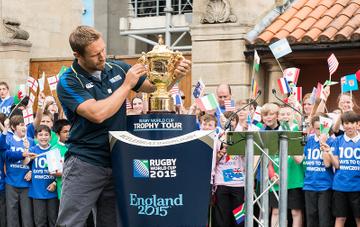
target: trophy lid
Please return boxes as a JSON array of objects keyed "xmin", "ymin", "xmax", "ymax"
[{"xmin": 147, "ymin": 35, "xmax": 174, "ymax": 55}]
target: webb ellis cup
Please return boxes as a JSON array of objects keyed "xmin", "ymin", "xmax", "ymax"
[{"xmin": 138, "ymin": 35, "xmax": 183, "ymax": 113}]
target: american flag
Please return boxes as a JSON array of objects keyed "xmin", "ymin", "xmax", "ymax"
[
  {"xmin": 327, "ymin": 53, "xmax": 339, "ymax": 76},
  {"xmin": 169, "ymin": 84, "xmax": 179, "ymax": 96},
  {"xmin": 126, "ymin": 99, "xmax": 132, "ymax": 109},
  {"xmin": 224, "ymin": 100, "xmax": 235, "ymax": 111}
]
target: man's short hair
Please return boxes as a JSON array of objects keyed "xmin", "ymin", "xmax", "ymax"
[{"xmin": 69, "ymin": 25, "xmax": 102, "ymax": 56}]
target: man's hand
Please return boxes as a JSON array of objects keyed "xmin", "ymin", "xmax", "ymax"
[
  {"xmin": 174, "ymin": 58, "xmax": 191, "ymax": 81},
  {"xmin": 124, "ymin": 64, "xmax": 147, "ymax": 89}
]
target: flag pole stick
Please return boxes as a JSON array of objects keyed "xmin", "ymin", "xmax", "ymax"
[{"xmin": 275, "ymin": 58, "xmax": 284, "ymax": 74}]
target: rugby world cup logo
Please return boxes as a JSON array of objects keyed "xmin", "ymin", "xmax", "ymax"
[{"xmin": 133, "ymin": 159, "xmax": 149, "ymax": 178}]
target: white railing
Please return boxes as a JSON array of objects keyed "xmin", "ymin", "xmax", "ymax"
[{"xmin": 129, "ymin": 0, "xmax": 192, "ymax": 17}]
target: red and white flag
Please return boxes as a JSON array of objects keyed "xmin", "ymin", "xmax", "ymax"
[
  {"xmin": 27, "ymin": 77, "xmax": 38, "ymax": 92},
  {"xmin": 316, "ymin": 83, "xmax": 327, "ymax": 100},
  {"xmin": 328, "ymin": 53, "xmax": 339, "ymax": 76},
  {"xmin": 47, "ymin": 75, "xmax": 59, "ymax": 91},
  {"xmin": 283, "ymin": 68, "xmax": 300, "ymax": 85},
  {"xmin": 22, "ymin": 108, "xmax": 34, "ymax": 125},
  {"xmin": 224, "ymin": 100, "xmax": 235, "ymax": 111},
  {"xmin": 277, "ymin": 78, "xmax": 291, "ymax": 94},
  {"xmin": 169, "ymin": 84, "xmax": 180, "ymax": 96},
  {"xmin": 292, "ymin": 87, "xmax": 302, "ymax": 102},
  {"xmin": 28, "ymin": 93, "xmax": 35, "ymax": 107},
  {"xmin": 38, "ymin": 72, "xmax": 46, "ymax": 92},
  {"xmin": 253, "ymin": 106, "xmax": 262, "ymax": 122},
  {"xmin": 126, "ymin": 99, "xmax": 132, "ymax": 109}
]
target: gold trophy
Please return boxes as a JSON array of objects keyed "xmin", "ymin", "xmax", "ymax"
[{"xmin": 138, "ymin": 35, "xmax": 183, "ymax": 113}]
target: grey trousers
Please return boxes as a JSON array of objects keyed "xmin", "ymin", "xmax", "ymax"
[
  {"xmin": 56, "ymin": 155, "xmax": 118, "ymax": 227},
  {"xmin": 5, "ymin": 184, "xmax": 34, "ymax": 227},
  {"xmin": 0, "ymin": 190, "xmax": 5, "ymax": 227},
  {"xmin": 33, "ymin": 198, "xmax": 59, "ymax": 227}
]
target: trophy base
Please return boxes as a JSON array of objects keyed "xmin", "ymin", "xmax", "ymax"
[{"xmin": 148, "ymin": 97, "xmax": 175, "ymax": 113}]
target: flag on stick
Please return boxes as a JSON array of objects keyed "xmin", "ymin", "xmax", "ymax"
[
  {"xmin": 254, "ymin": 50, "xmax": 260, "ymax": 72},
  {"xmin": 126, "ymin": 99, "xmax": 132, "ymax": 109},
  {"xmin": 283, "ymin": 68, "xmax": 300, "ymax": 85},
  {"xmin": 356, "ymin": 69, "xmax": 360, "ymax": 81},
  {"xmin": 28, "ymin": 93, "xmax": 35, "ymax": 107},
  {"xmin": 251, "ymin": 78, "xmax": 258, "ymax": 99},
  {"xmin": 269, "ymin": 38, "xmax": 292, "ymax": 59},
  {"xmin": 173, "ymin": 94, "xmax": 182, "ymax": 106},
  {"xmin": 310, "ymin": 87, "xmax": 317, "ymax": 104},
  {"xmin": 277, "ymin": 78, "xmax": 291, "ymax": 94},
  {"xmin": 233, "ymin": 203, "xmax": 245, "ymax": 224},
  {"xmin": 320, "ymin": 116, "xmax": 333, "ymax": 134},
  {"xmin": 253, "ymin": 106, "xmax": 262, "ymax": 122},
  {"xmin": 47, "ymin": 75, "xmax": 59, "ymax": 91},
  {"xmin": 193, "ymin": 80, "xmax": 205, "ymax": 98},
  {"xmin": 327, "ymin": 53, "xmax": 339, "ymax": 77},
  {"xmin": 316, "ymin": 83, "xmax": 327, "ymax": 100},
  {"xmin": 195, "ymin": 94, "xmax": 219, "ymax": 111},
  {"xmin": 27, "ymin": 77, "xmax": 38, "ymax": 92},
  {"xmin": 292, "ymin": 87, "xmax": 302, "ymax": 102},
  {"xmin": 169, "ymin": 84, "xmax": 179, "ymax": 96},
  {"xmin": 46, "ymin": 148, "xmax": 63, "ymax": 174},
  {"xmin": 22, "ymin": 108, "xmax": 34, "ymax": 125},
  {"xmin": 224, "ymin": 100, "xmax": 235, "ymax": 111},
  {"xmin": 341, "ymin": 74, "xmax": 358, "ymax": 93},
  {"xmin": 38, "ymin": 72, "xmax": 46, "ymax": 92}
]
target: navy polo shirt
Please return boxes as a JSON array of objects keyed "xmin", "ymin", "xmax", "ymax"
[{"xmin": 57, "ymin": 59, "xmax": 146, "ymax": 167}]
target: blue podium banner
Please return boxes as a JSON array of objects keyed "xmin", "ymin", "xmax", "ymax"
[{"xmin": 110, "ymin": 114, "xmax": 214, "ymax": 227}]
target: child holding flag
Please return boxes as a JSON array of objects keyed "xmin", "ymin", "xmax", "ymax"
[
  {"xmin": 330, "ymin": 111, "xmax": 360, "ymax": 227},
  {"xmin": 211, "ymin": 111, "xmax": 245, "ymax": 227},
  {"xmin": 28, "ymin": 125, "xmax": 58, "ymax": 227},
  {"xmin": 4, "ymin": 115, "xmax": 36, "ymax": 227},
  {"xmin": 294, "ymin": 114, "xmax": 335, "ymax": 227}
]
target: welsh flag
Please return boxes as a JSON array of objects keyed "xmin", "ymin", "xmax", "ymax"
[
  {"xmin": 195, "ymin": 94, "xmax": 219, "ymax": 111},
  {"xmin": 254, "ymin": 50, "xmax": 260, "ymax": 72},
  {"xmin": 233, "ymin": 203, "xmax": 245, "ymax": 224},
  {"xmin": 320, "ymin": 116, "xmax": 333, "ymax": 134}
]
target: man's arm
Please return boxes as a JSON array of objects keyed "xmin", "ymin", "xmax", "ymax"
[{"xmin": 76, "ymin": 64, "xmax": 146, "ymax": 123}]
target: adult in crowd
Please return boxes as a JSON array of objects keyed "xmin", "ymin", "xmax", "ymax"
[{"xmin": 56, "ymin": 25, "xmax": 191, "ymax": 227}]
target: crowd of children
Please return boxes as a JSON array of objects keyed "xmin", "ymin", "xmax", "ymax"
[
  {"xmin": 187, "ymin": 86, "xmax": 360, "ymax": 227},
  {"xmin": 1, "ymin": 75, "xmax": 360, "ymax": 227},
  {"xmin": 0, "ymin": 82, "xmax": 71, "ymax": 227}
]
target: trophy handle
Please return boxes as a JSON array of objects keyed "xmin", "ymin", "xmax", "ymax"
[
  {"xmin": 168, "ymin": 52, "xmax": 183, "ymax": 81},
  {"xmin": 137, "ymin": 53, "xmax": 150, "ymax": 77}
]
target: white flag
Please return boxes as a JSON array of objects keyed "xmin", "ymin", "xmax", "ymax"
[
  {"xmin": 38, "ymin": 72, "xmax": 46, "ymax": 92},
  {"xmin": 47, "ymin": 75, "xmax": 59, "ymax": 91},
  {"xmin": 46, "ymin": 148, "xmax": 63, "ymax": 174}
]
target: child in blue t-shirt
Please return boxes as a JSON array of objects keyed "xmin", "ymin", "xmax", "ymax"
[
  {"xmin": 0, "ymin": 81, "xmax": 14, "ymax": 116},
  {"xmin": 4, "ymin": 115, "xmax": 36, "ymax": 227},
  {"xmin": 0, "ymin": 113, "xmax": 7, "ymax": 227},
  {"xmin": 331, "ymin": 111, "xmax": 360, "ymax": 227},
  {"xmin": 294, "ymin": 114, "xmax": 335, "ymax": 227},
  {"xmin": 29, "ymin": 125, "xmax": 58, "ymax": 227}
]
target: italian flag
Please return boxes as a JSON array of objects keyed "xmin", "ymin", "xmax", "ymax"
[{"xmin": 195, "ymin": 94, "xmax": 219, "ymax": 111}]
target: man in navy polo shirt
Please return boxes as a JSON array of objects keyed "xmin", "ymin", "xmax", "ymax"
[{"xmin": 56, "ymin": 25, "xmax": 191, "ymax": 227}]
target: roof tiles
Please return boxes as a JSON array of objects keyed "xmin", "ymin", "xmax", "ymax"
[{"xmin": 254, "ymin": 0, "xmax": 360, "ymax": 44}]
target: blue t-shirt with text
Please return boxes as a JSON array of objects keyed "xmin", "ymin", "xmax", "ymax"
[
  {"xmin": 332, "ymin": 135, "xmax": 360, "ymax": 192},
  {"xmin": 0, "ymin": 96, "xmax": 14, "ymax": 116},
  {"xmin": 28, "ymin": 145, "xmax": 57, "ymax": 199},
  {"xmin": 303, "ymin": 135, "xmax": 334, "ymax": 191},
  {"xmin": 5, "ymin": 135, "xmax": 34, "ymax": 188}
]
